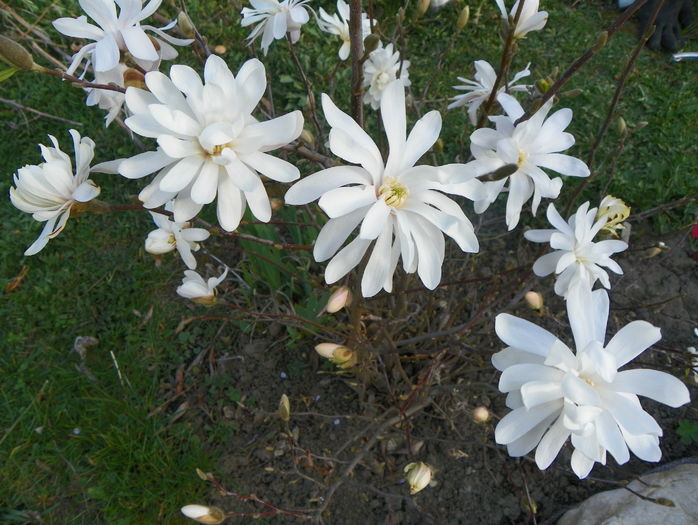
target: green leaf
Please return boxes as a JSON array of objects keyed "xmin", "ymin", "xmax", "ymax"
[
  {"xmin": 0, "ymin": 67, "xmax": 19, "ymax": 82},
  {"xmin": 676, "ymin": 420, "xmax": 698, "ymax": 444}
]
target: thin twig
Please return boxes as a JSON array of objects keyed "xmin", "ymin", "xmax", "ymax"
[
  {"xmin": 349, "ymin": 0, "xmax": 364, "ymax": 127},
  {"xmin": 0, "ymin": 96, "xmax": 83, "ymax": 125},
  {"xmin": 286, "ymin": 35, "xmax": 324, "ymax": 146}
]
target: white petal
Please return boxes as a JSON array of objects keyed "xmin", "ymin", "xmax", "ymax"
[
  {"xmin": 190, "ymin": 162, "xmax": 221, "ymax": 204},
  {"xmin": 285, "ymin": 166, "xmax": 372, "ymax": 205},
  {"xmin": 494, "ymin": 400, "xmax": 563, "ymax": 445},
  {"xmin": 535, "ymin": 153, "xmax": 589, "ymax": 178},
  {"xmin": 319, "ymin": 186, "xmax": 376, "ymax": 218},
  {"xmin": 240, "ymin": 151, "xmax": 299, "ymax": 182},
  {"xmin": 361, "ymin": 221, "xmax": 393, "ymax": 297},
  {"xmin": 243, "ymin": 181, "xmax": 272, "ymax": 222},
  {"xmin": 160, "ymin": 156, "xmax": 204, "ymax": 193},
  {"xmin": 313, "ymin": 206, "xmax": 368, "ymax": 262},
  {"xmin": 216, "ymin": 175, "xmax": 245, "ymax": 231},
  {"xmin": 499, "ymin": 364, "xmax": 563, "ymax": 393},
  {"xmin": 359, "ymin": 200, "xmax": 391, "ymax": 240},
  {"xmin": 495, "ymin": 314, "xmax": 561, "ymax": 357},
  {"xmin": 605, "ymin": 321, "xmax": 662, "ymax": 368},
  {"xmin": 604, "ymin": 392, "xmax": 662, "ymax": 435},
  {"xmin": 596, "ymin": 410, "xmax": 629, "ymax": 465},
  {"xmin": 535, "ymin": 416, "xmax": 570, "ymax": 470},
  {"xmin": 400, "ymin": 110, "xmax": 441, "ymax": 171},
  {"xmin": 119, "ymin": 149, "xmax": 174, "ymax": 179},
  {"xmin": 532, "ymin": 251, "xmax": 563, "ymax": 277},
  {"xmin": 93, "ymin": 32, "xmax": 120, "ymax": 72},
  {"xmin": 325, "ymin": 236, "xmax": 371, "ymax": 284},
  {"xmin": 381, "ymin": 81, "xmax": 407, "ymax": 174},
  {"xmin": 612, "ymin": 369, "xmax": 690, "ymax": 407},
  {"xmin": 121, "ymin": 26, "xmax": 159, "ymax": 61},
  {"xmin": 492, "ymin": 347, "xmax": 545, "ymax": 371}
]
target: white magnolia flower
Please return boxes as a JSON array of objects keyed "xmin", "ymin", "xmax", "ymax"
[
  {"xmin": 145, "ymin": 204, "xmax": 210, "ymax": 269},
  {"xmin": 241, "ymin": 0, "xmax": 311, "ymax": 55},
  {"xmin": 495, "ymin": 0, "xmax": 548, "ymax": 39},
  {"xmin": 317, "ymin": 0, "xmax": 373, "ymax": 60},
  {"xmin": 362, "ymin": 42, "xmax": 411, "ymax": 110},
  {"xmin": 525, "ymin": 202, "xmax": 628, "ymax": 297},
  {"xmin": 176, "ymin": 268, "xmax": 228, "ymax": 305},
  {"xmin": 10, "ymin": 130, "xmax": 101, "ymax": 256},
  {"xmin": 115, "ymin": 55, "xmax": 303, "ymax": 231},
  {"xmin": 53, "ymin": 0, "xmax": 193, "ymax": 74},
  {"xmin": 451, "ymin": 92, "xmax": 589, "ymax": 230},
  {"xmin": 85, "ymin": 63, "xmax": 128, "ymax": 125},
  {"xmin": 285, "ymin": 80, "xmax": 479, "ymax": 297},
  {"xmin": 448, "ymin": 60, "xmax": 531, "ymax": 125},
  {"xmin": 493, "ymin": 286, "xmax": 690, "ymax": 479}
]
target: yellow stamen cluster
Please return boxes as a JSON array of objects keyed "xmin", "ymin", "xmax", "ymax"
[
  {"xmin": 210, "ymin": 142, "xmax": 235, "ymax": 157},
  {"xmin": 378, "ymin": 176, "xmax": 409, "ymax": 208},
  {"xmin": 517, "ymin": 150, "xmax": 529, "ymax": 168}
]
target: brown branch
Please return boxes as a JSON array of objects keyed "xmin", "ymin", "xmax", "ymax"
[
  {"xmin": 349, "ymin": 0, "xmax": 364, "ymax": 127},
  {"xmin": 0, "ymin": 96, "xmax": 83, "ymax": 125},
  {"xmin": 286, "ymin": 35, "xmax": 324, "ymax": 147}
]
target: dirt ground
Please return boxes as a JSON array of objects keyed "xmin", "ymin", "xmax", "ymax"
[{"xmin": 184, "ymin": 218, "xmax": 697, "ymax": 525}]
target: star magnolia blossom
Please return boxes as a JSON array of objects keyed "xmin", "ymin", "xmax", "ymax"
[
  {"xmin": 493, "ymin": 286, "xmax": 690, "ymax": 479},
  {"xmin": 241, "ymin": 0, "xmax": 311, "ymax": 55},
  {"xmin": 114, "ymin": 55, "xmax": 303, "ymax": 231},
  {"xmin": 10, "ymin": 130, "xmax": 101, "ymax": 256},
  {"xmin": 495, "ymin": 0, "xmax": 548, "ymax": 39},
  {"xmin": 85, "ymin": 63, "xmax": 128, "ymax": 125},
  {"xmin": 317, "ymin": 0, "xmax": 373, "ymax": 60},
  {"xmin": 525, "ymin": 202, "xmax": 628, "ymax": 297},
  {"xmin": 451, "ymin": 93, "xmax": 589, "ymax": 230},
  {"xmin": 176, "ymin": 268, "xmax": 228, "ymax": 305},
  {"xmin": 53, "ymin": 0, "xmax": 193, "ymax": 74},
  {"xmin": 285, "ymin": 80, "xmax": 479, "ymax": 297},
  {"xmin": 145, "ymin": 205, "xmax": 210, "ymax": 269},
  {"xmin": 448, "ymin": 60, "xmax": 531, "ymax": 126},
  {"xmin": 362, "ymin": 42, "xmax": 411, "ymax": 110}
]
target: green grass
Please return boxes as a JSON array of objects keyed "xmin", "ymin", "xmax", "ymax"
[{"xmin": 1, "ymin": 0, "xmax": 696, "ymax": 523}]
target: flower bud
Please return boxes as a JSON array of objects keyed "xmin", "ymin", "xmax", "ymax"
[
  {"xmin": 396, "ymin": 7, "xmax": 406, "ymax": 25},
  {"xmin": 404, "ymin": 462, "xmax": 433, "ymax": 494},
  {"xmin": 326, "ymin": 286, "xmax": 352, "ymax": 313},
  {"xmin": 123, "ymin": 68, "xmax": 146, "ymax": 90},
  {"xmin": 535, "ymin": 78, "xmax": 551, "ymax": 94},
  {"xmin": 177, "ymin": 12, "xmax": 196, "ymax": 38},
  {"xmin": 616, "ymin": 116, "xmax": 627, "ymax": 136},
  {"xmin": 331, "ymin": 346, "xmax": 357, "ymax": 368},
  {"xmin": 213, "ymin": 45, "xmax": 226, "ymax": 54},
  {"xmin": 315, "ymin": 342, "xmax": 341, "ymax": 359},
  {"xmin": 524, "ymin": 291, "xmax": 543, "ymax": 311},
  {"xmin": 299, "ymin": 128, "xmax": 314, "ymax": 146},
  {"xmin": 181, "ymin": 504, "xmax": 225, "ymax": 524},
  {"xmin": 593, "ymin": 31, "xmax": 608, "ymax": 53},
  {"xmin": 270, "ymin": 197, "xmax": 283, "ymax": 211},
  {"xmin": 472, "ymin": 406, "xmax": 490, "ymax": 424},
  {"xmin": 0, "ymin": 35, "xmax": 35, "ymax": 70},
  {"xmin": 279, "ymin": 394, "xmax": 291, "ymax": 422},
  {"xmin": 363, "ymin": 34, "xmax": 381, "ymax": 55},
  {"xmin": 456, "ymin": 6, "xmax": 470, "ymax": 31},
  {"xmin": 597, "ymin": 195, "xmax": 630, "ymax": 236},
  {"xmin": 415, "ymin": 0, "xmax": 430, "ymax": 19}
]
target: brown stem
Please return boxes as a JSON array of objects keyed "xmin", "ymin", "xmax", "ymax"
[
  {"xmin": 286, "ymin": 35, "xmax": 324, "ymax": 146},
  {"xmin": 40, "ymin": 67, "xmax": 127, "ymax": 93},
  {"xmin": 349, "ymin": 0, "xmax": 364, "ymax": 127},
  {"xmin": 0, "ymin": 96, "xmax": 83, "ymax": 126}
]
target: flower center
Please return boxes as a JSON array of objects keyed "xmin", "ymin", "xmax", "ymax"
[
  {"xmin": 376, "ymin": 71, "xmax": 392, "ymax": 89},
  {"xmin": 167, "ymin": 234, "xmax": 176, "ymax": 246},
  {"xmin": 210, "ymin": 141, "xmax": 235, "ymax": 157},
  {"xmin": 378, "ymin": 177, "xmax": 409, "ymax": 208},
  {"xmin": 517, "ymin": 150, "xmax": 529, "ymax": 167}
]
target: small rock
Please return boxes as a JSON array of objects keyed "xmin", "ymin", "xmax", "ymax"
[{"xmin": 559, "ymin": 463, "xmax": 698, "ymax": 525}]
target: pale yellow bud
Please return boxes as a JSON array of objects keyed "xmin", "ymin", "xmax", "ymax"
[
  {"xmin": 270, "ymin": 197, "xmax": 283, "ymax": 211},
  {"xmin": 213, "ymin": 45, "xmax": 226, "ymax": 54},
  {"xmin": 326, "ymin": 286, "xmax": 353, "ymax": 313},
  {"xmin": 279, "ymin": 394, "xmax": 291, "ymax": 422},
  {"xmin": 415, "ymin": 0, "xmax": 430, "ymax": 19},
  {"xmin": 331, "ymin": 347, "xmax": 357, "ymax": 368},
  {"xmin": 404, "ymin": 462, "xmax": 433, "ymax": 495},
  {"xmin": 597, "ymin": 195, "xmax": 630, "ymax": 237},
  {"xmin": 472, "ymin": 406, "xmax": 490, "ymax": 424},
  {"xmin": 456, "ymin": 6, "xmax": 470, "ymax": 31},
  {"xmin": 524, "ymin": 291, "xmax": 544, "ymax": 311},
  {"xmin": 300, "ymin": 129, "xmax": 314, "ymax": 146},
  {"xmin": 181, "ymin": 504, "xmax": 225, "ymax": 524},
  {"xmin": 315, "ymin": 342, "xmax": 341, "ymax": 359},
  {"xmin": 177, "ymin": 12, "xmax": 196, "ymax": 38},
  {"xmin": 616, "ymin": 116, "xmax": 627, "ymax": 136}
]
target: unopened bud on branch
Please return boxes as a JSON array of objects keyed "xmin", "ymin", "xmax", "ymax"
[
  {"xmin": 616, "ymin": 116, "xmax": 627, "ymax": 136},
  {"xmin": 326, "ymin": 286, "xmax": 352, "ymax": 313},
  {"xmin": 524, "ymin": 291, "xmax": 544, "ymax": 311},
  {"xmin": 279, "ymin": 394, "xmax": 291, "ymax": 422},
  {"xmin": 177, "ymin": 12, "xmax": 196, "ymax": 38},
  {"xmin": 181, "ymin": 505, "xmax": 225, "ymax": 524},
  {"xmin": 124, "ymin": 68, "xmax": 146, "ymax": 90},
  {"xmin": 0, "ymin": 36, "xmax": 35, "ymax": 70},
  {"xmin": 593, "ymin": 31, "xmax": 608, "ymax": 53},
  {"xmin": 456, "ymin": 6, "xmax": 470, "ymax": 31},
  {"xmin": 404, "ymin": 462, "xmax": 433, "ymax": 494},
  {"xmin": 315, "ymin": 342, "xmax": 341, "ymax": 359},
  {"xmin": 363, "ymin": 34, "xmax": 381, "ymax": 55},
  {"xmin": 415, "ymin": 0, "xmax": 430, "ymax": 19},
  {"xmin": 472, "ymin": 406, "xmax": 491, "ymax": 423}
]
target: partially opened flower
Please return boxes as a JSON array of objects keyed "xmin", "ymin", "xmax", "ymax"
[
  {"xmin": 362, "ymin": 42, "xmax": 410, "ymax": 109},
  {"xmin": 53, "ymin": 0, "xmax": 193, "ymax": 74},
  {"xmin": 596, "ymin": 195, "xmax": 630, "ymax": 237},
  {"xmin": 451, "ymin": 93, "xmax": 589, "ymax": 230},
  {"xmin": 241, "ymin": 0, "xmax": 311, "ymax": 55},
  {"xmin": 10, "ymin": 129, "xmax": 101, "ymax": 255},
  {"xmin": 285, "ymin": 80, "xmax": 479, "ymax": 297},
  {"xmin": 448, "ymin": 60, "xmax": 531, "ymax": 125},
  {"xmin": 84, "ymin": 63, "xmax": 129, "ymax": 126},
  {"xmin": 525, "ymin": 202, "xmax": 628, "ymax": 296},
  {"xmin": 495, "ymin": 0, "xmax": 548, "ymax": 39},
  {"xmin": 492, "ymin": 286, "xmax": 690, "ymax": 478},
  {"xmin": 317, "ymin": 0, "xmax": 373, "ymax": 60},
  {"xmin": 115, "ymin": 55, "xmax": 303, "ymax": 231},
  {"xmin": 145, "ymin": 204, "xmax": 210, "ymax": 269},
  {"xmin": 176, "ymin": 268, "xmax": 228, "ymax": 305}
]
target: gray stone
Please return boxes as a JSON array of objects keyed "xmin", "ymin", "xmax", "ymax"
[{"xmin": 558, "ymin": 463, "xmax": 698, "ymax": 525}]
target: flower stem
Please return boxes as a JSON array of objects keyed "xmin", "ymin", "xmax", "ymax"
[{"xmin": 349, "ymin": 0, "xmax": 365, "ymax": 127}]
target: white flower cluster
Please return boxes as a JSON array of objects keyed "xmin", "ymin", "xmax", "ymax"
[{"xmin": 53, "ymin": 0, "xmax": 192, "ymax": 124}]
